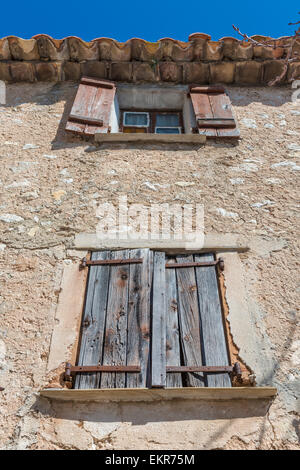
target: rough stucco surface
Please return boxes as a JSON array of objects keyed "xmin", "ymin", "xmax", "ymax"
[{"xmin": 0, "ymin": 82, "xmax": 299, "ymax": 450}]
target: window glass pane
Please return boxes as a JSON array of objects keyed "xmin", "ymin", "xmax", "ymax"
[
  {"xmin": 156, "ymin": 114, "xmax": 180, "ymax": 127},
  {"xmin": 155, "ymin": 127, "xmax": 181, "ymax": 134},
  {"xmin": 124, "ymin": 112, "xmax": 149, "ymax": 127}
]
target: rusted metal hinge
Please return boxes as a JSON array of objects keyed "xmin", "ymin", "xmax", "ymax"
[
  {"xmin": 69, "ymin": 114, "xmax": 104, "ymax": 127},
  {"xmin": 165, "ymin": 257, "xmax": 224, "ymax": 271},
  {"xmin": 64, "ymin": 363, "xmax": 141, "ymax": 382},
  {"xmin": 80, "ymin": 257, "xmax": 143, "ymax": 270},
  {"xmin": 167, "ymin": 362, "xmax": 242, "ymax": 381},
  {"xmin": 197, "ymin": 118, "xmax": 235, "ymax": 129}
]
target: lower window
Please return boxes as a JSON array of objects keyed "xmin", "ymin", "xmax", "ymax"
[{"xmin": 71, "ymin": 249, "xmax": 235, "ymax": 390}]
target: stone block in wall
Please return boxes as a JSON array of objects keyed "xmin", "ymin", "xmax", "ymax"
[
  {"xmin": 183, "ymin": 62, "xmax": 209, "ymax": 84},
  {"xmin": 110, "ymin": 62, "xmax": 132, "ymax": 81},
  {"xmin": 209, "ymin": 62, "xmax": 235, "ymax": 84},
  {"xmin": 133, "ymin": 62, "xmax": 158, "ymax": 82},
  {"xmin": 159, "ymin": 62, "xmax": 182, "ymax": 82},
  {"xmin": 97, "ymin": 38, "xmax": 131, "ymax": 61},
  {"xmin": 156, "ymin": 38, "xmax": 193, "ymax": 62},
  {"xmin": 62, "ymin": 61, "xmax": 81, "ymax": 81},
  {"xmin": 35, "ymin": 62, "xmax": 61, "ymax": 81},
  {"xmin": 67, "ymin": 37, "xmax": 99, "ymax": 62},
  {"xmin": 0, "ymin": 62, "xmax": 11, "ymax": 81},
  {"xmin": 130, "ymin": 39, "xmax": 159, "ymax": 61},
  {"xmin": 33, "ymin": 35, "xmax": 69, "ymax": 61},
  {"xmin": 0, "ymin": 38, "xmax": 11, "ymax": 60},
  {"xmin": 204, "ymin": 41, "xmax": 223, "ymax": 61},
  {"xmin": 7, "ymin": 37, "xmax": 39, "ymax": 61},
  {"xmin": 10, "ymin": 62, "xmax": 35, "ymax": 82},
  {"xmin": 263, "ymin": 60, "xmax": 286, "ymax": 84},
  {"xmin": 235, "ymin": 61, "xmax": 262, "ymax": 84},
  {"xmin": 188, "ymin": 33, "xmax": 211, "ymax": 61},
  {"xmin": 80, "ymin": 61, "xmax": 107, "ymax": 79},
  {"xmin": 287, "ymin": 61, "xmax": 300, "ymax": 81}
]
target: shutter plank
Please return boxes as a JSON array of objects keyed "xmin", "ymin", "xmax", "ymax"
[
  {"xmin": 85, "ymin": 85, "xmax": 116, "ymax": 135},
  {"xmin": 195, "ymin": 253, "xmax": 232, "ymax": 387},
  {"xmin": 176, "ymin": 255, "xmax": 205, "ymax": 387},
  {"xmin": 165, "ymin": 257, "xmax": 182, "ymax": 387},
  {"xmin": 151, "ymin": 251, "xmax": 166, "ymax": 388},
  {"xmin": 190, "ymin": 92, "xmax": 217, "ymax": 137},
  {"xmin": 75, "ymin": 251, "xmax": 110, "ymax": 389},
  {"xmin": 101, "ymin": 250, "xmax": 130, "ymax": 389},
  {"xmin": 210, "ymin": 93, "xmax": 240, "ymax": 138},
  {"xmin": 126, "ymin": 249, "xmax": 152, "ymax": 388}
]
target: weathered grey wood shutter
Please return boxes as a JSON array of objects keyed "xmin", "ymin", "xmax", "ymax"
[
  {"xmin": 75, "ymin": 249, "xmax": 152, "ymax": 389},
  {"xmin": 190, "ymin": 86, "xmax": 239, "ymax": 139},
  {"xmin": 74, "ymin": 250, "xmax": 231, "ymax": 389}
]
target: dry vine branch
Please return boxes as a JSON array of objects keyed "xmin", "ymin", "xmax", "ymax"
[{"xmin": 233, "ymin": 12, "xmax": 300, "ymax": 85}]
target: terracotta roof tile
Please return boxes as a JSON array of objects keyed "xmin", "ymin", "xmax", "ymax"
[{"xmin": 0, "ymin": 34, "xmax": 299, "ymax": 84}]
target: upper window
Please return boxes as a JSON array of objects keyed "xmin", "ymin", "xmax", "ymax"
[
  {"xmin": 65, "ymin": 77, "xmax": 239, "ymax": 139},
  {"xmin": 122, "ymin": 111, "xmax": 182, "ymax": 134},
  {"xmin": 65, "ymin": 249, "xmax": 242, "ymax": 390}
]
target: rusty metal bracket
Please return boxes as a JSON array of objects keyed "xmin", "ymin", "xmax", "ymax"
[
  {"xmin": 64, "ymin": 363, "xmax": 141, "ymax": 382},
  {"xmin": 165, "ymin": 257, "xmax": 224, "ymax": 271},
  {"xmin": 232, "ymin": 362, "xmax": 243, "ymax": 382},
  {"xmin": 80, "ymin": 257, "xmax": 143, "ymax": 270},
  {"xmin": 167, "ymin": 364, "xmax": 237, "ymax": 374},
  {"xmin": 167, "ymin": 362, "xmax": 243, "ymax": 383},
  {"xmin": 197, "ymin": 118, "xmax": 235, "ymax": 129}
]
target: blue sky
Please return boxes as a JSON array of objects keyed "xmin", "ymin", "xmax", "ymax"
[{"xmin": 1, "ymin": 1, "xmax": 299, "ymax": 42}]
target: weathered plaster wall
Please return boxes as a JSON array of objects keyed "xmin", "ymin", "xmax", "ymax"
[{"xmin": 0, "ymin": 83, "xmax": 299, "ymax": 449}]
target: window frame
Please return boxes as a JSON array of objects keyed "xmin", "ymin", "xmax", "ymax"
[
  {"xmin": 120, "ymin": 109, "xmax": 184, "ymax": 134},
  {"xmin": 42, "ymin": 242, "xmax": 278, "ymax": 402},
  {"xmin": 155, "ymin": 127, "xmax": 182, "ymax": 134},
  {"xmin": 123, "ymin": 111, "xmax": 150, "ymax": 128}
]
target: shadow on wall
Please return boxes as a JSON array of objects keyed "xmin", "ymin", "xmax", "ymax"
[
  {"xmin": 4, "ymin": 82, "xmax": 294, "ymax": 152},
  {"xmin": 33, "ymin": 396, "xmax": 272, "ymax": 426}
]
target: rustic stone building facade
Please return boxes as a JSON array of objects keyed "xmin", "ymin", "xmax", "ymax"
[{"xmin": 0, "ymin": 34, "xmax": 299, "ymax": 450}]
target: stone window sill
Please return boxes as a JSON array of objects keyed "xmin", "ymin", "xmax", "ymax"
[
  {"xmin": 94, "ymin": 133, "xmax": 206, "ymax": 145},
  {"xmin": 40, "ymin": 387, "xmax": 277, "ymax": 402}
]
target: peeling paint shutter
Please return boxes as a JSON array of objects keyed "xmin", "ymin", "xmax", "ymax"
[
  {"xmin": 75, "ymin": 249, "xmax": 152, "ymax": 389},
  {"xmin": 66, "ymin": 76, "xmax": 116, "ymax": 136},
  {"xmin": 190, "ymin": 86, "xmax": 239, "ymax": 139}
]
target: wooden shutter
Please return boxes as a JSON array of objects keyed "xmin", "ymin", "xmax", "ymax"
[
  {"xmin": 66, "ymin": 76, "xmax": 116, "ymax": 136},
  {"xmin": 75, "ymin": 249, "xmax": 152, "ymax": 389},
  {"xmin": 190, "ymin": 86, "xmax": 239, "ymax": 139},
  {"xmin": 164, "ymin": 253, "xmax": 232, "ymax": 388}
]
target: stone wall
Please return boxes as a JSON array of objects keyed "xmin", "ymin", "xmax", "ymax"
[
  {"xmin": 0, "ymin": 82, "xmax": 299, "ymax": 449},
  {"xmin": 0, "ymin": 34, "xmax": 299, "ymax": 84}
]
